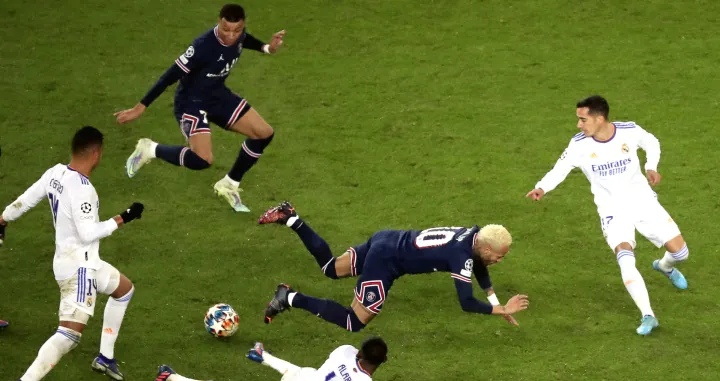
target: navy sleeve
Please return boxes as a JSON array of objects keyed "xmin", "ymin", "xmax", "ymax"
[
  {"xmin": 450, "ymin": 256, "xmax": 493, "ymax": 314},
  {"xmin": 453, "ymin": 278, "xmax": 493, "ymax": 314},
  {"xmin": 473, "ymin": 263, "xmax": 492, "ymax": 290},
  {"xmin": 140, "ymin": 64, "xmax": 184, "ymax": 107},
  {"xmin": 243, "ymin": 33, "xmax": 266, "ymax": 51}
]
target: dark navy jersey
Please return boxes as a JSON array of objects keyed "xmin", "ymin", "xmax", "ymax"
[
  {"xmin": 382, "ymin": 226, "xmax": 494, "ymax": 313},
  {"xmin": 174, "ymin": 25, "xmax": 247, "ymax": 100},
  {"xmin": 383, "ymin": 226, "xmax": 491, "ymax": 286}
]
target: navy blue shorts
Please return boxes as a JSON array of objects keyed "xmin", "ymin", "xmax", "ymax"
[
  {"xmin": 174, "ymin": 92, "xmax": 251, "ymax": 140},
  {"xmin": 348, "ymin": 230, "xmax": 401, "ymax": 314}
]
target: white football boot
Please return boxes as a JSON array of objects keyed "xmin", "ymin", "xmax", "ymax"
[
  {"xmin": 214, "ymin": 176, "xmax": 250, "ymax": 212},
  {"xmin": 125, "ymin": 138, "xmax": 155, "ymax": 178}
]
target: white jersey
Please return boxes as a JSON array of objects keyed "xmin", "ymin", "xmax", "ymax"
[
  {"xmin": 2, "ymin": 164, "xmax": 117, "ymax": 280},
  {"xmin": 535, "ymin": 121, "xmax": 661, "ymax": 211},
  {"xmin": 314, "ymin": 345, "xmax": 373, "ymax": 381}
]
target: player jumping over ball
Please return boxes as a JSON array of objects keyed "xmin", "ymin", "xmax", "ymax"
[
  {"xmin": 526, "ymin": 95, "xmax": 690, "ymax": 336},
  {"xmin": 1, "ymin": 127, "xmax": 145, "ymax": 380},
  {"xmin": 153, "ymin": 336, "xmax": 387, "ymax": 381},
  {"xmin": 258, "ymin": 202, "xmax": 529, "ymax": 332},
  {"xmin": 114, "ymin": 3, "xmax": 285, "ymax": 212}
]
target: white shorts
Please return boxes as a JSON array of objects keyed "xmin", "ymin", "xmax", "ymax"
[
  {"xmin": 281, "ymin": 367, "xmax": 317, "ymax": 381},
  {"xmin": 57, "ymin": 260, "xmax": 121, "ymax": 323},
  {"xmin": 599, "ymin": 195, "xmax": 681, "ymax": 250}
]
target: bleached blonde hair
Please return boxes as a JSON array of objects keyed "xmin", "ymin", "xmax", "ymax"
[{"xmin": 476, "ymin": 224, "xmax": 512, "ymax": 251}]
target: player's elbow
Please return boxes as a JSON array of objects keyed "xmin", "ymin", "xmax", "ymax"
[{"xmin": 77, "ymin": 227, "xmax": 100, "ymax": 245}]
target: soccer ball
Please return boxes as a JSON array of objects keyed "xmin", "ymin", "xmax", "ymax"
[{"xmin": 204, "ymin": 303, "xmax": 240, "ymax": 337}]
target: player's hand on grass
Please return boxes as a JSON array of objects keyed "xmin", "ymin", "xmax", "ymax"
[
  {"xmin": 646, "ymin": 170, "xmax": 661, "ymax": 186},
  {"xmin": 114, "ymin": 103, "xmax": 147, "ymax": 124},
  {"xmin": 525, "ymin": 188, "xmax": 545, "ymax": 201},
  {"xmin": 120, "ymin": 203, "xmax": 145, "ymax": 224},
  {"xmin": 269, "ymin": 30, "xmax": 286, "ymax": 53},
  {"xmin": 503, "ymin": 314, "xmax": 519, "ymax": 326},
  {"xmin": 503, "ymin": 294, "xmax": 529, "ymax": 315}
]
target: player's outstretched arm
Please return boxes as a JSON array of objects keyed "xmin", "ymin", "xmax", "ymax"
[
  {"xmin": 114, "ymin": 64, "xmax": 186, "ymax": 124},
  {"xmin": 528, "ymin": 141, "xmax": 579, "ymax": 200},
  {"xmin": 244, "ymin": 30, "xmax": 286, "ymax": 54},
  {"xmin": 0, "ymin": 171, "xmax": 52, "ymax": 246},
  {"xmin": 73, "ymin": 199, "xmax": 144, "ymax": 244}
]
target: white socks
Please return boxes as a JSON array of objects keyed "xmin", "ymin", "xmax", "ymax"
[
  {"xmin": 224, "ymin": 175, "xmax": 240, "ymax": 188},
  {"xmin": 100, "ymin": 286, "xmax": 134, "ymax": 359},
  {"xmin": 286, "ymin": 216, "xmax": 299, "ymax": 228},
  {"xmin": 21, "ymin": 327, "xmax": 80, "ymax": 381},
  {"xmin": 149, "ymin": 141, "xmax": 158, "ymax": 158},
  {"xmin": 288, "ymin": 292, "xmax": 297, "ymax": 306},
  {"xmin": 262, "ymin": 352, "xmax": 300, "ymax": 375},
  {"xmin": 658, "ymin": 244, "xmax": 689, "ymax": 272},
  {"xmin": 616, "ymin": 250, "xmax": 654, "ymax": 317},
  {"xmin": 168, "ymin": 374, "xmax": 204, "ymax": 381}
]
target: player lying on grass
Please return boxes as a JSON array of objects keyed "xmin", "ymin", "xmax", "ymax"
[
  {"xmin": 115, "ymin": 3, "xmax": 285, "ymax": 212},
  {"xmin": 258, "ymin": 202, "xmax": 529, "ymax": 332},
  {"xmin": 153, "ymin": 336, "xmax": 387, "ymax": 381},
  {"xmin": 1, "ymin": 127, "xmax": 144, "ymax": 380},
  {"xmin": 526, "ymin": 95, "xmax": 690, "ymax": 336}
]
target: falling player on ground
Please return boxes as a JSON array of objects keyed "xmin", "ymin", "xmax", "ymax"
[
  {"xmin": 258, "ymin": 202, "xmax": 529, "ymax": 332},
  {"xmin": 153, "ymin": 336, "xmax": 387, "ymax": 381},
  {"xmin": 114, "ymin": 3, "xmax": 285, "ymax": 212},
  {"xmin": 1, "ymin": 127, "xmax": 145, "ymax": 380},
  {"xmin": 526, "ymin": 95, "xmax": 690, "ymax": 336}
]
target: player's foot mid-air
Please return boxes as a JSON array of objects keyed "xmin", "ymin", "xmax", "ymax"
[
  {"xmin": 526, "ymin": 95, "xmax": 690, "ymax": 336},
  {"xmin": 259, "ymin": 202, "xmax": 529, "ymax": 332},
  {"xmin": 114, "ymin": 3, "xmax": 286, "ymax": 212}
]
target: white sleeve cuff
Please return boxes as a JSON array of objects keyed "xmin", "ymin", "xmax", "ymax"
[{"xmin": 262, "ymin": 44, "xmax": 272, "ymax": 54}]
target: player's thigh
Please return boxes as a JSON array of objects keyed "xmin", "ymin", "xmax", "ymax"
[
  {"xmin": 634, "ymin": 198, "xmax": 682, "ymax": 249},
  {"xmin": 336, "ymin": 236, "xmax": 374, "ymax": 278},
  {"xmin": 353, "ymin": 261, "xmax": 395, "ymax": 318},
  {"xmin": 280, "ymin": 367, "xmax": 316, "ymax": 381},
  {"xmin": 205, "ymin": 92, "xmax": 269, "ymax": 138},
  {"xmin": 599, "ymin": 212, "xmax": 636, "ymax": 251},
  {"xmin": 175, "ymin": 103, "xmax": 212, "ymax": 142},
  {"xmin": 222, "ymin": 99, "xmax": 273, "ymax": 139},
  {"xmin": 57, "ymin": 267, "xmax": 100, "ymax": 329},
  {"xmin": 187, "ymin": 133, "xmax": 214, "ymax": 164}
]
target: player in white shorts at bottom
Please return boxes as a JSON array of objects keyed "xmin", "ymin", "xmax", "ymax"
[
  {"xmin": 153, "ymin": 336, "xmax": 387, "ymax": 381},
  {"xmin": 526, "ymin": 95, "xmax": 690, "ymax": 336},
  {"xmin": 0, "ymin": 126, "xmax": 145, "ymax": 380}
]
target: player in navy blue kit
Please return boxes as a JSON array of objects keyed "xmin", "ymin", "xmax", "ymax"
[
  {"xmin": 114, "ymin": 4, "xmax": 285, "ymax": 212},
  {"xmin": 259, "ymin": 202, "xmax": 530, "ymax": 332}
]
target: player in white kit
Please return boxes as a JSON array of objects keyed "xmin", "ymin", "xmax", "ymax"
[
  {"xmin": 0, "ymin": 127, "xmax": 145, "ymax": 380},
  {"xmin": 152, "ymin": 336, "xmax": 387, "ymax": 381},
  {"xmin": 526, "ymin": 96, "xmax": 689, "ymax": 336}
]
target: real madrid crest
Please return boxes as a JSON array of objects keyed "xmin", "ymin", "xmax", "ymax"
[{"xmin": 621, "ymin": 143, "xmax": 629, "ymax": 153}]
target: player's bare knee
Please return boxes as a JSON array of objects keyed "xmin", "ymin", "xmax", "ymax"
[
  {"xmin": 255, "ymin": 124, "xmax": 274, "ymax": 139},
  {"xmin": 664, "ymin": 234, "xmax": 686, "ymax": 253},
  {"xmin": 111, "ymin": 274, "xmax": 134, "ymax": 299},
  {"xmin": 614, "ymin": 242, "xmax": 633, "ymax": 253}
]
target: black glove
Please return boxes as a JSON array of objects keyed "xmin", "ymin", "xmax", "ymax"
[
  {"xmin": 120, "ymin": 203, "xmax": 144, "ymax": 224},
  {"xmin": 0, "ymin": 223, "xmax": 6, "ymax": 247}
]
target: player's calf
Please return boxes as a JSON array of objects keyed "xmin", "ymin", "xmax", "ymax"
[{"xmin": 19, "ymin": 327, "xmax": 81, "ymax": 380}]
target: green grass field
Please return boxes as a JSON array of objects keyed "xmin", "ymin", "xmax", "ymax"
[{"xmin": 2, "ymin": 0, "xmax": 720, "ymax": 379}]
